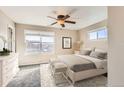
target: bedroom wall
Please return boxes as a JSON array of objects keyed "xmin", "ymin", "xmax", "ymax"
[
  {"xmin": 78, "ymin": 20, "xmax": 108, "ymax": 51},
  {"xmin": 0, "ymin": 10, "xmax": 15, "ymax": 51},
  {"xmin": 15, "ymin": 24, "xmax": 78, "ymax": 66},
  {"xmin": 108, "ymin": 7, "xmax": 124, "ymax": 86}
]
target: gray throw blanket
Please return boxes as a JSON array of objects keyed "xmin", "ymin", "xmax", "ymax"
[{"xmin": 58, "ymin": 55, "xmax": 96, "ymax": 72}]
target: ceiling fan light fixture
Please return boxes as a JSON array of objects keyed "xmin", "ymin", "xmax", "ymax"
[
  {"xmin": 47, "ymin": 14, "xmax": 76, "ymax": 27},
  {"xmin": 57, "ymin": 20, "xmax": 65, "ymax": 24}
]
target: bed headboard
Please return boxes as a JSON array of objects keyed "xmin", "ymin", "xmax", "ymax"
[{"xmin": 82, "ymin": 47, "xmax": 107, "ymax": 53}]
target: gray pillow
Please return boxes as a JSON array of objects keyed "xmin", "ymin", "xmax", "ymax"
[
  {"xmin": 90, "ymin": 51, "xmax": 107, "ymax": 59},
  {"xmin": 80, "ymin": 50, "xmax": 91, "ymax": 55}
]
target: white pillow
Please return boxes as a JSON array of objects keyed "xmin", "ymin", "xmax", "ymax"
[
  {"xmin": 80, "ymin": 50, "xmax": 91, "ymax": 55},
  {"xmin": 90, "ymin": 51, "xmax": 107, "ymax": 59},
  {"xmin": 83, "ymin": 47, "xmax": 95, "ymax": 51},
  {"xmin": 94, "ymin": 48, "xmax": 107, "ymax": 59},
  {"xmin": 95, "ymin": 48, "xmax": 107, "ymax": 53}
]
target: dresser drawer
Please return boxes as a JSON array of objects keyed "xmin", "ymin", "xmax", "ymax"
[
  {"xmin": 3, "ymin": 57, "xmax": 18, "ymax": 71},
  {"xmin": 0, "ymin": 53, "xmax": 19, "ymax": 87},
  {"xmin": 2, "ymin": 55, "xmax": 17, "ymax": 67}
]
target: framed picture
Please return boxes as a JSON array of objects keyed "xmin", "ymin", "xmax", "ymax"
[{"xmin": 62, "ymin": 37, "xmax": 72, "ymax": 49}]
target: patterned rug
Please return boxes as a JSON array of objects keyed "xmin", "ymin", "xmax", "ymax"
[
  {"xmin": 40, "ymin": 64, "xmax": 107, "ymax": 87},
  {"xmin": 7, "ymin": 65, "xmax": 41, "ymax": 87}
]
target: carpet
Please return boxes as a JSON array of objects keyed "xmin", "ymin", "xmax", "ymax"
[
  {"xmin": 40, "ymin": 64, "xmax": 107, "ymax": 87},
  {"xmin": 7, "ymin": 65, "xmax": 41, "ymax": 87},
  {"xmin": 6, "ymin": 63, "xmax": 107, "ymax": 87}
]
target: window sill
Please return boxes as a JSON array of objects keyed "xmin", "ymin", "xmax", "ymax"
[
  {"xmin": 25, "ymin": 52, "xmax": 55, "ymax": 56},
  {"xmin": 89, "ymin": 38, "xmax": 107, "ymax": 41}
]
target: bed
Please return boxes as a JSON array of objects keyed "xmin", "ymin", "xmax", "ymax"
[{"xmin": 57, "ymin": 48, "xmax": 107, "ymax": 84}]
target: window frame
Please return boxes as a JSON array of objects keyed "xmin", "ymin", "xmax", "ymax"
[
  {"xmin": 24, "ymin": 30, "xmax": 55, "ymax": 55},
  {"xmin": 89, "ymin": 31, "xmax": 98, "ymax": 40},
  {"xmin": 88, "ymin": 27, "xmax": 107, "ymax": 41}
]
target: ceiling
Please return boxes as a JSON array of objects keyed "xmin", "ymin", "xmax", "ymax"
[{"xmin": 0, "ymin": 6, "xmax": 107, "ymax": 30}]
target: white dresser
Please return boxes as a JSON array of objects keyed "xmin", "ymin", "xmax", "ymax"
[{"xmin": 0, "ymin": 53, "xmax": 19, "ymax": 87}]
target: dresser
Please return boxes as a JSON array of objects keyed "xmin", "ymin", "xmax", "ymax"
[{"xmin": 0, "ymin": 53, "xmax": 19, "ymax": 87}]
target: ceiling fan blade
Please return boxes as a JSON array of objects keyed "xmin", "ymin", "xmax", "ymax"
[
  {"xmin": 64, "ymin": 15, "xmax": 70, "ymax": 19},
  {"xmin": 51, "ymin": 22, "xmax": 57, "ymax": 25},
  {"xmin": 47, "ymin": 16, "xmax": 57, "ymax": 20},
  {"xmin": 65, "ymin": 20, "xmax": 76, "ymax": 24},
  {"xmin": 61, "ymin": 24, "xmax": 65, "ymax": 27}
]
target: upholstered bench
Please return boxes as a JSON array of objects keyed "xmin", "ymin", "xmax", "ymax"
[
  {"xmin": 50, "ymin": 62, "xmax": 72, "ymax": 85},
  {"xmin": 51, "ymin": 62, "xmax": 67, "ymax": 75}
]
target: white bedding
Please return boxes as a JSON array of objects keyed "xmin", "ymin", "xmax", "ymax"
[{"xmin": 76, "ymin": 54, "xmax": 107, "ymax": 69}]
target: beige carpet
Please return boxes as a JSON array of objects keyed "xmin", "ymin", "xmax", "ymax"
[{"xmin": 40, "ymin": 64, "xmax": 107, "ymax": 87}]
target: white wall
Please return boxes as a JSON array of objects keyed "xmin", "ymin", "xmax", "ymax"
[
  {"xmin": 16, "ymin": 24, "xmax": 78, "ymax": 66},
  {"xmin": 0, "ymin": 10, "xmax": 15, "ymax": 51},
  {"xmin": 108, "ymin": 7, "xmax": 124, "ymax": 86},
  {"xmin": 78, "ymin": 20, "xmax": 108, "ymax": 51}
]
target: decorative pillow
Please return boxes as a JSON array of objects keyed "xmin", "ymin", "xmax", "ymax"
[
  {"xmin": 80, "ymin": 50, "xmax": 91, "ymax": 55},
  {"xmin": 95, "ymin": 48, "xmax": 107, "ymax": 53},
  {"xmin": 90, "ymin": 51, "xmax": 107, "ymax": 59},
  {"xmin": 95, "ymin": 48, "xmax": 107, "ymax": 59}
]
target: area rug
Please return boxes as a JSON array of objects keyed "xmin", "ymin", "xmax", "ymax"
[
  {"xmin": 40, "ymin": 64, "xmax": 107, "ymax": 87},
  {"xmin": 7, "ymin": 65, "xmax": 41, "ymax": 87}
]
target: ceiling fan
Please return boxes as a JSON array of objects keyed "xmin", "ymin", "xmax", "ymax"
[{"xmin": 47, "ymin": 14, "xmax": 76, "ymax": 27}]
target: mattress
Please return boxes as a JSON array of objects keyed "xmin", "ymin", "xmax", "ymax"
[{"xmin": 58, "ymin": 54, "xmax": 107, "ymax": 72}]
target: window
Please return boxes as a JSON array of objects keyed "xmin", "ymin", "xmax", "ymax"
[
  {"xmin": 89, "ymin": 31, "xmax": 97, "ymax": 40},
  {"xmin": 25, "ymin": 30, "xmax": 55, "ymax": 53},
  {"xmin": 89, "ymin": 27, "xmax": 107, "ymax": 40},
  {"xmin": 98, "ymin": 28, "xmax": 107, "ymax": 39}
]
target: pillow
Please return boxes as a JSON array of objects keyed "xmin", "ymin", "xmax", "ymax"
[
  {"xmin": 80, "ymin": 50, "xmax": 91, "ymax": 55},
  {"xmin": 83, "ymin": 47, "xmax": 95, "ymax": 51},
  {"xmin": 95, "ymin": 48, "xmax": 107, "ymax": 59},
  {"xmin": 95, "ymin": 48, "xmax": 107, "ymax": 53},
  {"xmin": 90, "ymin": 51, "xmax": 107, "ymax": 59}
]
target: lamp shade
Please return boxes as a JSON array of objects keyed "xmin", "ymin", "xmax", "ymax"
[{"xmin": 74, "ymin": 41, "xmax": 83, "ymax": 51}]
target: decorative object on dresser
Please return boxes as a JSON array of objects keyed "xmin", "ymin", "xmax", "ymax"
[
  {"xmin": 62, "ymin": 37, "xmax": 72, "ymax": 49},
  {"xmin": 0, "ymin": 48, "xmax": 11, "ymax": 56},
  {"xmin": 0, "ymin": 35, "xmax": 11, "ymax": 56},
  {"xmin": 0, "ymin": 35, "xmax": 7, "ymax": 50},
  {"xmin": 0, "ymin": 53, "xmax": 19, "ymax": 87}
]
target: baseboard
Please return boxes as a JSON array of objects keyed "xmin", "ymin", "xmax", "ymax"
[{"xmin": 19, "ymin": 61, "xmax": 49, "ymax": 67}]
